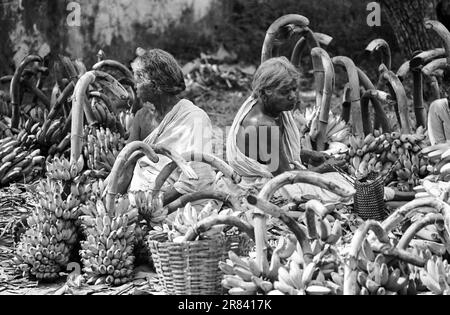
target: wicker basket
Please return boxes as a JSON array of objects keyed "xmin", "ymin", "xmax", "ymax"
[
  {"xmin": 354, "ymin": 172, "xmax": 386, "ymax": 221},
  {"xmin": 148, "ymin": 232, "xmax": 227, "ymax": 295}
]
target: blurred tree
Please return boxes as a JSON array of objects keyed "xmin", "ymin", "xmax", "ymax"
[{"xmin": 380, "ymin": 0, "xmax": 442, "ymax": 59}]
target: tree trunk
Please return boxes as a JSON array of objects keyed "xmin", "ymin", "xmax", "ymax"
[{"xmin": 381, "ymin": 0, "xmax": 442, "ymax": 59}]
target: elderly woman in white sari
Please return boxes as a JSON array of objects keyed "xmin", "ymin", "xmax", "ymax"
[{"xmin": 114, "ymin": 49, "xmax": 215, "ymax": 205}]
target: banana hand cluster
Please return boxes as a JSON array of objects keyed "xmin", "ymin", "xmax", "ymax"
[
  {"xmin": 129, "ymin": 191, "xmax": 167, "ymax": 228},
  {"xmin": 347, "ymin": 128, "xmax": 428, "ymax": 184},
  {"xmin": 79, "ymin": 196, "xmax": 138, "ymax": 286},
  {"xmin": 83, "ymin": 126, "xmax": 125, "ymax": 179},
  {"xmin": 419, "ymin": 256, "xmax": 450, "ymax": 295},
  {"xmin": 45, "ymin": 156, "xmax": 84, "ymax": 181},
  {"xmin": 422, "ymin": 143, "xmax": 450, "ymax": 181},
  {"xmin": 0, "ymin": 136, "xmax": 45, "ymax": 187},
  {"xmin": 90, "ymin": 98, "xmax": 125, "ymax": 135},
  {"xmin": 118, "ymin": 111, "xmax": 134, "ymax": 134}
]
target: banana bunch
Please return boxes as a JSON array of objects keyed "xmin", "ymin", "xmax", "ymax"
[
  {"xmin": 82, "ymin": 126, "xmax": 125, "ymax": 179},
  {"xmin": 46, "ymin": 156, "xmax": 85, "ymax": 181},
  {"xmin": 78, "ymin": 196, "xmax": 138, "ymax": 286},
  {"xmin": 347, "ymin": 128, "xmax": 429, "ymax": 184},
  {"xmin": 35, "ymin": 118, "xmax": 67, "ymax": 147},
  {"xmin": 118, "ymin": 111, "xmax": 134, "ymax": 135},
  {"xmin": 13, "ymin": 178, "xmax": 82, "ymax": 281},
  {"xmin": 0, "ymin": 137, "xmax": 45, "ymax": 187},
  {"xmin": 356, "ymin": 240, "xmax": 412, "ymax": 295},
  {"xmin": 422, "ymin": 142, "xmax": 450, "ymax": 181},
  {"xmin": 414, "ymin": 180, "xmax": 450, "ymax": 203},
  {"xmin": 89, "ymin": 97, "xmax": 125, "ymax": 135},
  {"xmin": 326, "ymin": 114, "xmax": 351, "ymax": 145},
  {"xmin": 129, "ymin": 191, "xmax": 167, "ymax": 228},
  {"xmin": 419, "ymin": 256, "xmax": 450, "ymax": 295},
  {"xmin": 170, "ymin": 203, "xmax": 229, "ymax": 243}
]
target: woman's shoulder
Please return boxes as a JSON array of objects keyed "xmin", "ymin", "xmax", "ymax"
[{"xmin": 179, "ymin": 99, "xmax": 211, "ymax": 120}]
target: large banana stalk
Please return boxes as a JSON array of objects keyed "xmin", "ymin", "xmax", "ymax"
[
  {"xmin": 106, "ymin": 141, "xmax": 159, "ymax": 212},
  {"xmin": 92, "ymin": 60, "xmax": 134, "ymax": 80},
  {"xmin": 379, "ymin": 65, "xmax": 411, "ymax": 134},
  {"xmin": 422, "ymin": 58, "xmax": 447, "ymax": 102},
  {"xmin": 152, "ymin": 145, "xmax": 198, "ymax": 181},
  {"xmin": 290, "ymin": 32, "xmax": 331, "ymax": 67},
  {"xmin": 397, "ymin": 60, "xmax": 411, "ymax": 81},
  {"xmin": 10, "ymin": 55, "xmax": 43, "ymax": 128},
  {"xmin": 361, "ymin": 89, "xmax": 392, "ymax": 135},
  {"xmin": 47, "ymin": 81, "xmax": 75, "ymax": 121},
  {"xmin": 410, "ymin": 48, "xmax": 446, "ymax": 70},
  {"xmin": 311, "ymin": 48, "xmax": 335, "ymax": 151},
  {"xmin": 261, "ymin": 14, "xmax": 310, "ymax": 63},
  {"xmin": 246, "ymin": 195, "xmax": 313, "ymax": 262},
  {"xmin": 332, "ymin": 56, "xmax": 364, "ymax": 137},
  {"xmin": 344, "ymin": 220, "xmax": 390, "ymax": 295},
  {"xmin": 397, "ymin": 213, "xmax": 445, "ymax": 250},
  {"xmin": 366, "ymin": 39, "xmax": 392, "ymax": 70},
  {"xmin": 411, "ymin": 67, "xmax": 427, "ymax": 128},
  {"xmin": 425, "ymin": 20, "xmax": 450, "ymax": 65},
  {"xmin": 183, "ymin": 215, "xmax": 255, "ymax": 243},
  {"xmin": 165, "ymin": 191, "xmax": 243, "ymax": 214}
]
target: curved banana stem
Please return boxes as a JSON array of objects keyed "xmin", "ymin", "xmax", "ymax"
[
  {"xmin": 379, "ymin": 65, "xmax": 411, "ymax": 134},
  {"xmin": 422, "ymin": 58, "xmax": 447, "ymax": 78},
  {"xmin": 425, "ymin": 20, "xmax": 450, "ymax": 65},
  {"xmin": 410, "ymin": 48, "xmax": 446, "ymax": 70},
  {"xmin": 397, "ymin": 61, "xmax": 411, "ymax": 81},
  {"xmin": 92, "ymin": 60, "xmax": 134, "ymax": 81},
  {"xmin": 258, "ymin": 170, "xmax": 354, "ymax": 201},
  {"xmin": 47, "ymin": 81, "xmax": 75, "ymax": 121},
  {"xmin": 183, "ymin": 215, "xmax": 255, "ymax": 243},
  {"xmin": 304, "ymin": 199, "xmax": 333, "ymax": 240},
  {"xmin": 366, "ymin": 39, "xmax": 392, "ymax": 70},
  {"xmin": 246, "ymin": 195, "xmax": 313, "ymax": 262},
  {"xmin": 332, "ymin": 56, "xmax": 364, "ymax": 137},
  {"xmin": 412, "ymin": 68, "xmax": 427, "ymax": 128},
  {"xmin": 290, "ymin": 37, "xmax": 307, "ymax": 67},
  {"xmin": 381, "ymin": 197, "xmax": 450, "ymax": 233},
  {"xmin": 152, "ymin": 145, "xmax": 198, "ymax": 180},
  {"xmin": 71, "ymin": 72, "xmax": 96, "ymax": 163},
  {"xmin": 165, "ymin": 191, "xmax": 243, "ymax": 214},
  {"xmin": 152, "ymin": 152, "xmax": 242, "ymax": 200},
  {"xmin": 344, "ymin": 220, "xmax": 390, "ymax": 295},
  {"xmin": 311, "ymin": 47, "xmax": 335, "ymax": 151},
  {"xmin": 10, "ymin": 55, "xmax": 43, "ymax": 128},
  {"xmin": 106, "ymin": 141, "xmax": 159, "ymax": 212},
  {"xmin": 361, "ymin": 89, "xmax": 393, "ymax": 135},
  {"xmin": 261, "ymin": 14, "xmax": 310, "ymax": 63},
  {"xmin": 397, "ymin": 213, "xmax": 445, "ymax": 250}
]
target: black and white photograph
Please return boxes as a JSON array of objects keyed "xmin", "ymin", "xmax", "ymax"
[{"xmin": 0, "ymin": 0, "xmax": 449, "ymax": 300}]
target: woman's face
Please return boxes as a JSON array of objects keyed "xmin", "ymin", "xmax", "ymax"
[
  {"xmin": 134, "ymin": 71, "xmax": 158, "ymax": 103},
  {"xmin": 265, "ymin": 80, "xmax": 300, "ymax": 113}
]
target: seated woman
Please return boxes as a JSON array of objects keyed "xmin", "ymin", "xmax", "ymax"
[
  {"xmin": 226, "ymin": 57, "xmax": 355, "ymax": 204},
  {"xmin": 428, "ymin": 68, "xmax": 450, "ymax": 145},
  {"xmin": 116, "ymin": 48, "xmax": 215, "ymax": 205}
]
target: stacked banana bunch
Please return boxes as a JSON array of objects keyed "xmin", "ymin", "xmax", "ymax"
[
  {"xmin": 45, "ymin": 156, "xmax": 85, "ymax": 181},
  {"xmin": 356, "ymin": 240, "xmax": 412, "ymax": 295},
  {"xmin": 13, "ymin": 176, "xmax": 82, "ymax": 281},
  {"xmin": 422, "ymin": 142, "xmax": 450, "ymax": 181},
  {"xmin": 129, "ymin": 191, "xmax": 167, "ymax": 228},
  {"xmin": 418, "ymin": 255, "xmax": 450, "ymax": 295},
  {"xmin": 0, "ymin": 136, "xmax": 45, "ymax": 187},
  {"xmin": 78, "ymin": 196, "xmax": 138, "ymax": 286},
  {"xmin": 170, "ymin": 203, "xmax": 232, "ymax": 243},
  {"xmin": 347, "ymin": 128, "xmax": 429, "ymax": 184},
  {"xmin": 89, "ymin": 97, "xmax": 125, "ymax": 135},
  {"xmin": 82, "ymin": 126, "xmax": 125, "ymax": 179},
  {"xmin": 221, "ymin": 234, "xmax": 343, "ymax": 295}
]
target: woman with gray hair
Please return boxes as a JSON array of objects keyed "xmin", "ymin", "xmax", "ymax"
[{"xmin": 117, "ymin": 48, "xmax": 215, "ymax": 205}]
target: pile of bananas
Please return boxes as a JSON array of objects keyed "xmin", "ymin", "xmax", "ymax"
[
  {"xmin": 46, "ymin": 156, "xmax": 85, "ymax": 181},
  {"xmin": 13, "ymin": 177, "xmax": 83, "ymax": 281},
  {"xmin": 89, "ymin": 97, "xmax": 125, "ymax": 135},
  {"xmin": 418, "ymin": 256, "xmax": 450, "ymax": 295},
  {"xmin": 422, "ymin": 143, "xmax": 450, "ymax": 181},
  {"xmin": 347, "ymin": 128, "xmax": 429, "ymax": 185},
  {"xmin": 0, "ymin": 136, "xmax": 45, "ymax": 187},
  {"xmin": 78, "ymin": 196, "xmax": 138, "ymax": 286},
  {"xmin": 171, "ymin": 203, "xmax": 230, "ymax": 243},
  {"xmin": 356, "ymin": 240, "xmax": 412, "ymax": 295},
  {"xmin": 82, "ymin": 127, "xmax": 125, "ymax": 179}
]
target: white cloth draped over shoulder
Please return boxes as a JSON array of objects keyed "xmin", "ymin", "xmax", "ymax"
[
  {"xmin": 226, "ymin": 95, "xmax": 356, "ymax": 204},
  {"xmin": 129, "ymin": 99, "xmax": 215, "ymax": 195}
]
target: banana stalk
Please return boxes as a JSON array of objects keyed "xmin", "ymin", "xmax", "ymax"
[
  {"xmin": 106, "ymin": 141, "xmax": 159, "ymax": 212},
  {"xmin": 361, "ymin": 89, "xmax": 392, "ymax": 135},
  {"xmin": 379, "ymin": 65, "xmax": 411, "ymax": 134},
  {"xmin": 366, "ymin": 39, "xmax": 392, "ymax": 70},
  {"xmin": 425, "ymin": 20, "xmax": 450, "ymax": 65},
  {"xmin": 397, "ymin": 60, "xmax": 411, "ymax": 81},
  {"xmin": 411, "ymin": 66, "xmax": 427, "ymax": 128},
  {"xmin": 304, "ymin": 199, "xmax": 332, "ymax": 240},
  {"xmin": 92, "ymin": 60, "xmax": 134, "ymax": 81},
  {"xmin": 332, "ymin": 56, "xmax": 364, "ymax": 137},
  {"xmin": 47, "ymin": 81, "xmax": 75, "ymax": 121},
  {"xmin": 10, "ymin": 55, "xmax": 43, "ymax": 128},
  {"xmin": 183, "ymin": 215, "xmax": 255, "ymax": 243},
  {"xmin": 166, "ymin": 191, "xmax": 243, "ymax": 214},
  {"xmin": 152, "ymin": 145, "xmax": 198, "ymax": 180},
  {"xmin": 290, "ymin": 31, "xmax": 328, "ymax": 68},
  {"xmin": 422, "ymin": 58, "xmax": 446, "ymax": 103},
  {"xmin": 410, "ymin": 48, "xmax": 446, "ymax": 70},
  {"xmin": 246, "ymin": 195, "xmax": 312, "ymax": 262},
  {"xmin": 311, "ymin": 47, "xmax": 335, "ymax": 151},
  {"xmin": 372, "ymin": 244, "xmax": 425, "ymax": 267},
  {"xmin": 290, "ymin": 37, "xmax": 307, "ymax": 68},
  {"xmin": 261, "ymin": 14, "xmax": 310, "ymax": 63},
  {"xmin": 344, "ymin": 221, "xmax": 390, "ymax": 295},
  {"xmin": 397, "ymin": 213, "xmax": 445, "ymax": 250}
]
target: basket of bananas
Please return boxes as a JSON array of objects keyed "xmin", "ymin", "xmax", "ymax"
[{"xmin": 147, "ymin": 202, "xmax": 255, "ymax": 295}]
